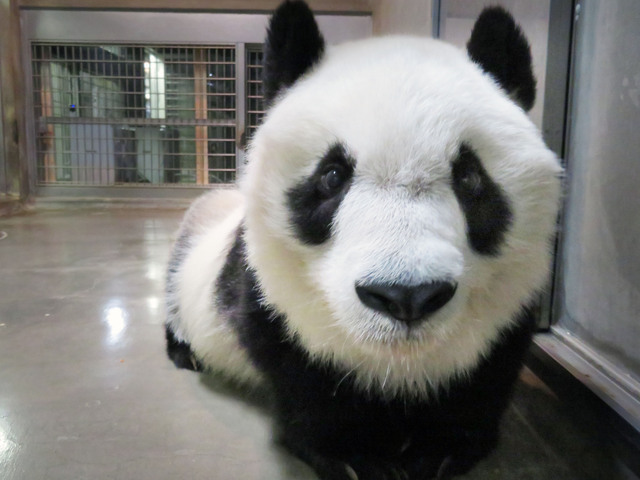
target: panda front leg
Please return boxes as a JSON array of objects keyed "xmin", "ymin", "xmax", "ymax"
[
  {"xmin": 274, "ymin": 405, "xmax": 448, "ymax": 480},
  {"xmin": 433, "ymin": 432, "xmax": 499, "ymax": 479},
  {"xmin": 268, "ymin": 368, "xmax": 500, "ymax": 479},
  {"xmin": 398, "ymin": 425, "xmax": 500, "ymax": 480},
  {"xmin": 280, "ymin": 432, "xmax": 483, "ymax": 480},
  {"xmin": 280, "ymin": 434, "xmax": 415, "ymax": 480}
]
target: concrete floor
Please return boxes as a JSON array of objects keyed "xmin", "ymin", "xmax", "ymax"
[{"xmin": 0, "ymin": 204, "xmax": 633, "ymax": 480}]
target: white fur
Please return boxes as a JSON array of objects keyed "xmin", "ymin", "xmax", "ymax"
[
  {"xmin": 168, "ymin": 189, "xmax": 261, "ymax": 384},
  {"xmin": 242, "ymin": 36, "xmax": 561, "ymax": 396},
  {"xmin": 172, "ymin": 35, "xmax": 562, "ymax": 397}
]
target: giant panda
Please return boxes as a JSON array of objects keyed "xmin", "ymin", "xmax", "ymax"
[{"xmin": 165, "ymin": 1, "xmax": 562, "ymax": 479}]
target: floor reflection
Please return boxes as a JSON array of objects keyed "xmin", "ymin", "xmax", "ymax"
[{"xmin": 103, "ymin": 303, "xmax": 128, "ymax": 346}]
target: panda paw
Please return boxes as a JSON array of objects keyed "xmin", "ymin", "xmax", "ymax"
[
  {"xmin": 399, "ymin": 432, "xmax": 495, "ymax": 479},
  {"xmin": 340, "ymin": 455, "xmax": 461, "ymax": 480},
  {"xmin": 431, "ymin": 437, "xmax": 495, "ymax": 479},
  {"xmin": 433, "ymin": 453, "xmax": 479, "ymax": 479},
  {"xmin": 434, "ymin": 455, "xmax": 460, "ymax": 479},
  {"xmin": 284, "ymin": 435, "xmax": 490, "ymax": 480},
  {"xmin": 341, "ymin": 458, "xmax": 410, "ymax": 480},
  {"xmin": 288, "ymin": 448, "xmax": 410, "ymax": 480},
  {"xmin": 296, "ymin": 448, "xmax": 479, "ymax": 480},
  {"xmin": 300, "ymin": 452, "xmax": 480, "ymax": 480}
]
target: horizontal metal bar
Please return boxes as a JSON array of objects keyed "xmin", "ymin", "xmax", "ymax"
[
  {"xmin": 37, "ymin": 117, "xmax": 235, "ymax": 126},
  {"xmin": 32, "ymin": 41, "xmax": 236, "ymax": 49},
  {"xmin": 534, "ymin": 328, "xmax": 640, "ymax": 434},
  {"xmin": 35, "ymin": 137, "xmax": 237, "ymax": 142},
  {"xmin": 35, "ymin": 184, "xmax": 232, "ymax": 200},
  {"xmin": 32, "ymin": 76, "xmax": 241, "ymax": 85},
  {"xmin": 32, "ymin": 60, "xmax": 237, "ymax": 65},
  {"xmin": 19, "ymin": 0, "xmax": 373, "ymax": 14}
]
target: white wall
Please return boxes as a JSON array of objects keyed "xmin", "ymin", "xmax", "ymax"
[
  {"xmin": 22, "ymin": 10, "xmax": 371, "ymax": 45},
  {"xmin": 371, "ymin": 0, "xmax": 433, "ymax": 36}
]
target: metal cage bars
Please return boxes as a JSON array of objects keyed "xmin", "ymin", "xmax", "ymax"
[
  {"xmin": 245, "ymin": 46, "xmax": 265, "ymax": 144},
  {"xmin": 30, "ymin": 43, "xmax": 260, "ymax": 187}
]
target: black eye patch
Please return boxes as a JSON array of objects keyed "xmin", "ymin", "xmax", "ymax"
[
  {"xmin": 452, "ymin": 144, "xmax": 512, "ymax": 255},
  {"xmin": 287, "ymin": 142, "xmax": 355, "ymax": 245}
]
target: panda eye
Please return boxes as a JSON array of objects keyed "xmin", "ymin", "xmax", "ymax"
[
  {"xmin": 459, "ymin": 170, "xmax": 483, "ymax": 194},
  {"xmin": 451, "ymin": 143, "xmax": 513, "ymax": 255},
  {"xmin": 453, "ymin": 146, "xmax": 484, "ymax": 195},
  {"xmin": 319, "ymin": 166, "xmax": 347, "ymax": 196}
]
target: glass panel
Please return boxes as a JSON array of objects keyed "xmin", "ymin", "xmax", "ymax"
[{"xmin": 556, "ymin": 0, "xmax": 640, "ymax": 382}]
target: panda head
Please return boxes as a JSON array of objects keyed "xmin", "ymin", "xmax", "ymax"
[{"xmin": 242, "ymin": 1, "xmax": 562, "ymax": 397}]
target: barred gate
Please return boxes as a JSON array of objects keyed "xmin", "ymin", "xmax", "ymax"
[
  {"xmin": 245, "ymin": 47, "xmax": 265, "ymax": 144},
  {"xmin": 31, "ymin": 43, "xmax": 265, "ymax": 188}
]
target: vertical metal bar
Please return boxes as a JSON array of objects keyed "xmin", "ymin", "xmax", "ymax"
[
  {"xmin": 69, "ymin": 45, "xmax": 74, "ymax": 184},
  {"xmin": 235, "ymin": 42, "xmax": 246, "ymax": 180},
  {"xmin": 22, "ymin": 35, "xmax": 38, "ymax": 193},
  {"xmin": 83, "ymin": 122, "xmax": 88, "ymax": 185},
  {"xmin": 194, "ymin": 48, "xmax": 208, "ymax": 185},
  {"xmin": 0, "ymin": 72, "xmax": 6, "ymax": 195},
  {"xmin": 151, "ymin": 47, "xmax": 155, "ymax": 184},
  {"xmin": 96, "ymin": 46, "xmax": 102, "ymax": 186},
  {"xmin": 536, "ymin": 0, "xmax": 577, "ymax": 328},
  {"xmin": 68, "ymin": 46, "xmax": 74, "ymax": 183},
  {"xmin": 143, "ymin": 47, "xmax": 148, "ymax": 182},
  {"xmin": 437, "ymin": 0, "xmax": 448, "ymax": 40},
  {"xmin": 542, "ymin": 0, "xmax": 577, "ymax": 159},
  {"xmin": 547, "ymin": 0, "xmax": 580, "ymax": 329},
  {"xmin": 431, "ymin": 0, "xmax": 442, "ymax": 39},
  {"xmin": 79, "ymin": 46, "xmax": 84, "ymax": 184},
  {"xmin": 117, "ymin": 46, "xmax": 121, "ymax": 122},
  {"xmin": 42, "ymin": 47, "xmax": 56, "ymax": 184}
]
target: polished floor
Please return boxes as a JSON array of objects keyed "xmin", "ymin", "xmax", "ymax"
[{"xmin": 0, "ymin": 204, "xmax": 633, "ymax": 480}]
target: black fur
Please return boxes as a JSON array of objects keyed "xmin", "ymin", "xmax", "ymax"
[
  {"xmin": 215, "ymin": 227, "xmax": 250, "ymax": 317},
  {"xmin": 216, "ymin": 229, "xmax": 536, "ymax": 480},
  {"xmin": 287, "ymin": 142, "xmax": 355, "ymax": 245},
  {"xmin": 165, "ymin": 324, "xmax": 203, "ymax": 372},
  {"xmin": 165, "ymin": 232, "xmax": 203, "ymax": 372},
  {"xmin": 467, "ymin": 6, "xmax": 536, "ymax": 111},
  {"xmin": 263, "ymin": 0, "xmax": 325, "ymax": 106},
  {"xmin": 452, "ymin": 144, "xmax": 512, "ymax": 256}
]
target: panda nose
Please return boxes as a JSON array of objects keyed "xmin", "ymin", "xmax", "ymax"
[{"xmin": 355, "ymin": 280, "xmax": 458, "ymax": 325}]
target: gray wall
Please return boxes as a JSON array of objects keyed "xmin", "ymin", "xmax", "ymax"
[
  {"xmin": 371, "ymin": 0, "xmax": 433, "ymax": 36},
  {"xmin": 22, "ymin": 10, "xmax": 371, "ymax": 45}
]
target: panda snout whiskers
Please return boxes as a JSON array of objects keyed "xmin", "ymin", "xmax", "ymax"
[{"xmin": 355, "ymin": 280, "xmax": 457, "ymax": 326}]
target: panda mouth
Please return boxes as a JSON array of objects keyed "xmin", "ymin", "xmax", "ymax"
[{"xmin": 362, "ymin": 319, "xmax": 434, "ymax": 347}]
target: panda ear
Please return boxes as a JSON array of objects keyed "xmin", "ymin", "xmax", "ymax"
[
  {"xmin": 466, "ymin": 6, "xmax": 536, "ymax": 111},
  {"xmin": 263, "ymin": 0, "xmax": 325, "ymax": 106}
]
